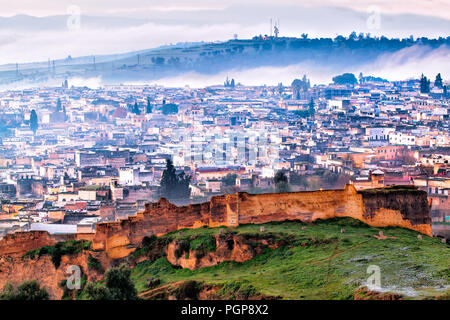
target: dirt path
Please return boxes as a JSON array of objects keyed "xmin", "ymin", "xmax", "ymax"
[{"xmin": 139, "ymin": 280, "xmax": 185, "ymax": 299}]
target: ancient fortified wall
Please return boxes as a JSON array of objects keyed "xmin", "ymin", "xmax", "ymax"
[
  {"xmin": 0, "ymin": 185, "xmax": 432, "ymax": 259},
  {"xmin": 90, "ymin": 184, "xmax": 432, "ymax": 258},
  {"xmin": 0, "ymin": 185, "xmax": 434, "ymax": 299}
]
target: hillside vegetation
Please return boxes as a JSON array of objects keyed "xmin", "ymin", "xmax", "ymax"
[{"xmin": 131, "ymin": 218, "xmax": 449, "ymax": 300}]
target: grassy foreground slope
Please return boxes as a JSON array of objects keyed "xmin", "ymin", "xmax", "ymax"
[{"xmin": 131, "ymin": 218, "xmax": 450, "ymax": 300}]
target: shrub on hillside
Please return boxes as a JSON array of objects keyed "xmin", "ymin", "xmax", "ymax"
[
  {"xmin": 0, "ymin": 280, "xmax": 49, "ymax": 300},
  {"xmin": 217, "ymin": 280, "xmax": 258, "ymax": 299},
  {"xmin": 23, "ymin": 240, "xmax": 92, "ymax": 268},
  {"xmin": 84, "ymin": 282, "xmax": 112, "ymax": 300},
  {"xmin": 173, "ymin": 280, "xmax": 200, "ymax": 300},
  {"xmin": 174, "ymin": 240, "xmax": 191, "ymax": 259},
  {"xmin": 88, "ymin": 255, "xmax": 104, "ymax": 272},
  {"xmin": 104, "ymin": 263, "xmax": 138, "ymax": 300},
  {"xmin": 84, "ymin": 264, "xmax": 138, "ymax": 300}
]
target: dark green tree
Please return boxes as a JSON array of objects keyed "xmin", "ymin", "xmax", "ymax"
[
  {"xmin": 56, "ymin": 98, "xmax": 62, "ymax": 112},
  {"xmin": 308, "ymin": 98, "xmax": 315, "ymax": 117},
  {"xmin": 146, "ymin": 97, "xmax": 152, "ymax": 114},
  {"xmin": 30, "ymin": 109, "xmax": 38, "ymax": 134},
  {"xmin": 132, "ymin": 102, "xmax": 140, "ymax": 115},
  {"xmin": 332, "ymin": 73, "xmax": 358, "ymax": 85},
  {"xmin": 420, "ymin": 74, "xmax": 431, "ymax": 93},
  {"xmin": 159, "ymin": 159, "xmax": 191, "ymax": 200},
  {"xmin": 0, "ymin": 280, "xmax": 49, "ymax": 300},
  {"xmin": 274, "ymin": 171, "xmax": 290, "ymax": 193},
  {"xmin": 160, "ymin": 158, "xmax": 177, "ymax": 196},
  {"xmin": 162, "ymin": 103, "xmax": 178, "ymax": 115},
  {"xmin": 293, "ymin": 110, "xmax": 310, "ymax": 118},
  {"xmin": 434, "ymin": 73, "xmax": 443, "ymax": 88},
  {"xmin": 156, "ymin": 57, "xmax": 165, "ymax": 65},
  {"xmin": 84, "ymin": 282, "xmax": 112, "ymax": 300},
  {"xmin": 104, "ymin": 264, "xmax": 137, "ymax": 300},
  {"xmin": 85, "ymin": 264, "xmax": 137, "ymax": 300},
  {"xmin": 359, "ymin": 72, "xmax": 364, "ymax": 84},
  {"xmin": 222, "ymin": 173, "xmax": 237, "ymax": 186}
]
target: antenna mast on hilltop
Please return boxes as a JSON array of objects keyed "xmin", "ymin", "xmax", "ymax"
[{"xmin": 274, "ymin": 19, "xmax": 280, "ymax": 38}]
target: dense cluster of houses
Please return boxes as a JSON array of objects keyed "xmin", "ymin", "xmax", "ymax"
[{"xmin": 0, "ymin": 75, "xmax": 448, "ymax": 237}]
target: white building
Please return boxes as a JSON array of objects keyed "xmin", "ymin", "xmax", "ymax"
[
  {"xmin": 366, "ymin": 127, "xmax": 395, "ymax": 141},
  {"xmin": 389, "ymin": 132, "xmax": 416, "ymax": 146},
  {"xmin": 119, "ymin": 167, "xmax": 140, "ymax": 186}
]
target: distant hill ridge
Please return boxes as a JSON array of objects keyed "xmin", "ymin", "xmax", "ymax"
[{"xmin": 1, "ymin": 35, "xmax": 449, "ymax": 87}]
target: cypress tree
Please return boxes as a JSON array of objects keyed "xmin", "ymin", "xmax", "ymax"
[{"xmin": 30, "ymin": 109, "xmax": 38, "ymax": 134}]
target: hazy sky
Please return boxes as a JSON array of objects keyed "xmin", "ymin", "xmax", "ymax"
[
  {"xmin": 1, "ymin": 0, "xmax": 450, "ymax": 20},
  {"xmin": 0, "ymin": 0, "xmax": 448, "ymax": 65}
]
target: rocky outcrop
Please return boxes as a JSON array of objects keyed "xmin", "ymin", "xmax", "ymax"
[
  {"xmin": 166, "ymin": 234, "xmax": 256, "ymax": 270},
  {"xmin": 0, "ymin": 250, "xmax": 105, "ymax": 299},
  {"xmin": 0, "ymin": 231, "xmax": 57, "ymax": 257},
  {"xmin": 91, "ymin": 198, "xmax": 213, "ymax": 259},
  {"xmin": 0, "ymin": 231, "xmax": 94, "ymax": 258}
]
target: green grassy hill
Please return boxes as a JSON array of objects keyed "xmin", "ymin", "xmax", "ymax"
[{"xmin": 131, "ymin": 218, "xmax": 450, "ymax": 300}]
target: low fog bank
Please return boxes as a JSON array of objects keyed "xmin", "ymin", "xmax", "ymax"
[
  {"xmin": 2, "ymin": 44, "xmax": 448, "ymax": 90},
  {"xmin": 151, "ymin": 44, "xmax": 450, "ymax": 87}
]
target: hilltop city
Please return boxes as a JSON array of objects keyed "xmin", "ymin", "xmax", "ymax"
[{"xmin": 0, "ymin": 72, "xmax": 449, "ymax": 239}]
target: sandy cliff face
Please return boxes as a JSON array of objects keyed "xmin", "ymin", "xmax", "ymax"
[
  {"xmin": 166, "ymin": 234, "xmax": 255, "ymax": 270},
  {"xmin": 0, "ymin": 231, "xmax": 57, "ymax": 257},
  {"xmin": 0, "ymin": 232, "xmax": 106, "ymax": 299},
  {"xmin": 0, "ymin": 251, "xmax": 104, "ymax": 299},
  {"xmin": 0, "ymin": 231, "xmax": 95, "ymax": 258},
  {"xmin": 91, "ymin": 198, "xmax": 212, "ymax": 258}
]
